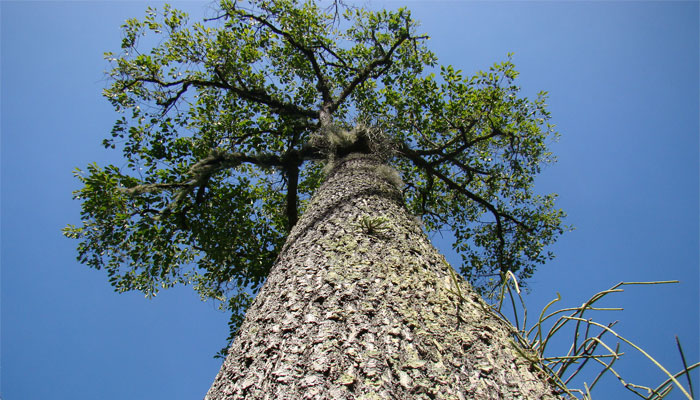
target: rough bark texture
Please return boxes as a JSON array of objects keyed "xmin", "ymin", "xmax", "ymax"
[{"xmin": 206, "ymin": 154, "xmax": 559, "ymax": 399}]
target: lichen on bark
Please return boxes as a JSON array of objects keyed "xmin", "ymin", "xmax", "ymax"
[{"xmin": 206, "ymin": 153, "xmax": 560, "ymax": 399}]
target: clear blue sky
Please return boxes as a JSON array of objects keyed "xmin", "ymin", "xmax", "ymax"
[{"xmin": 1, "ymin": 1, "xmax": 697, "ymax": 399}]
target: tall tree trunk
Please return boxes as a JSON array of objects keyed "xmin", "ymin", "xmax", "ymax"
[{"xmin": 206, "ymin": 154, "xmax": 559, "ymax": 399}]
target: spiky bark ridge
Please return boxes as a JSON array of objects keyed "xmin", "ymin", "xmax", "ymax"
[{"xmin": 206, "ymin": 154, "xmax": 559, "ymax": 400}]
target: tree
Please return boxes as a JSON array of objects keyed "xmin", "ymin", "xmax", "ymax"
[{"xmin": 64, "ymin": 0, "xmax": 566, "ymax": 397}]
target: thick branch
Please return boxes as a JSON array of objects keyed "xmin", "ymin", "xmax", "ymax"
[
  {"xmin": 121, "ymin": 151, "xmax": 283, "ymax": 211},
  {"xmin": 135, "ymin": 76, "xmax": 317, "ymax": 119}
]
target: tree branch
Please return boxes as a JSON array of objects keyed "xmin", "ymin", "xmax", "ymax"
[
  {"xmin": 135, "ymin": 75, "xmax": 317, "ymax": 119},
  {"xmin": 329, "ymin": 33, "xmax": 410, "ymax": 113},
  {"xmin": 283, "ymin": 154, "xmax": 300, "ymax": 231},
  {"xmin": 121, "ymin": 151, "xmax": 283, "ymax": 213},
  {"xmin": 443, "ymin": 157, "xmax": 490, "ymax": 178},
  {"xmin": 314, "ymin": 42, "xmax": 358, "ymax": 73},
  {"xmin": 414, "ymin": 124, "xmax": 505, "ymax": 157},
  {"xmin": 235, "ymin": 11, "xmax": 333, "ymax": 107},
  {"xmin": 399, "ymin": 143, "xmax": 533, "ymax": 270}
]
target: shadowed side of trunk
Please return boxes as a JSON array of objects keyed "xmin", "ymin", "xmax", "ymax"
[{"xmin": 206, "ymin": 153, "xmax": 559, "ymax": 399}]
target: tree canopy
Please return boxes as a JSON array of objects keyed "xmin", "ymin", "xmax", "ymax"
[{"xmin": 64, "ymin": 0, "xmax": 565, "ymax": 350}]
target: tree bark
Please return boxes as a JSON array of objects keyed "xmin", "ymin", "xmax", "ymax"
[{"xmin": 206, "ymin": 153, "xmax": 559, "ymax": 399}]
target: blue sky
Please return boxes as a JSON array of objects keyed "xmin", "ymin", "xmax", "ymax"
[{"xmin": 1, "ymin": 1, "xmax": 698, "ymax": 399}]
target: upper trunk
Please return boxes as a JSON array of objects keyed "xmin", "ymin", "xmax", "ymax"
[{"xmin": 206, "ymin": 153, "xmax": 559, "ymax": 399}]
